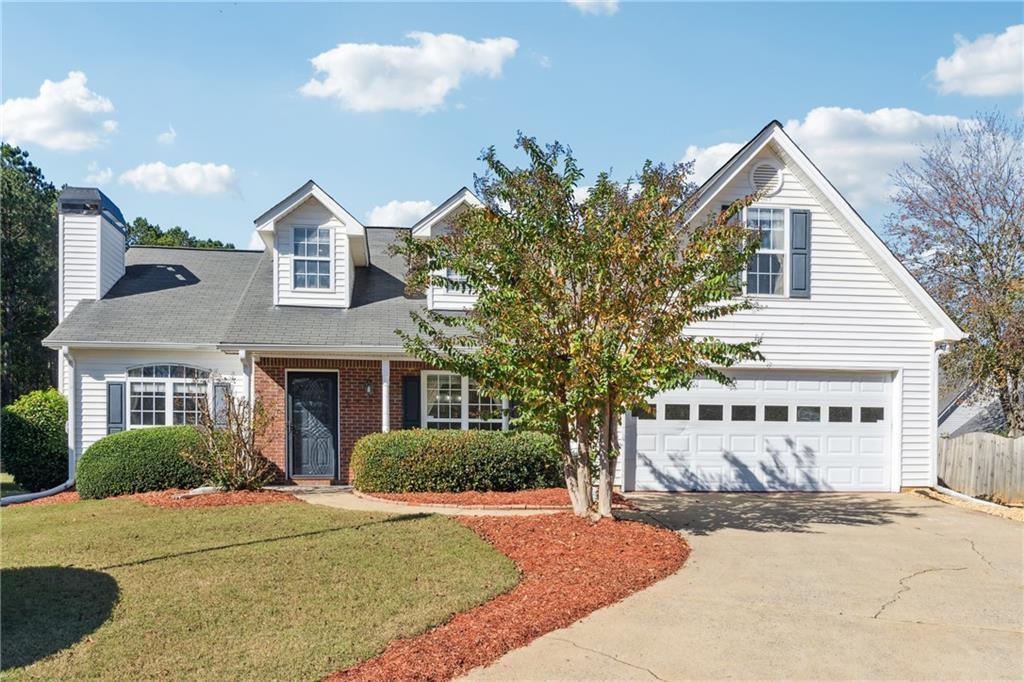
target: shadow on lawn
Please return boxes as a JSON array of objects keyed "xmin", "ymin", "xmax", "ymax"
[
  {"xmin": 622, "ymin": 493, "xmax": 922, "ymax": 536},
  {"xmin": 1, "ymin": 566, "xmax": 119, "ymax": 670}
]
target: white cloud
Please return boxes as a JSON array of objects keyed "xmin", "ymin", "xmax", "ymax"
[
  {"xmin": 683, "ymin": 107, "xmax": 966, "ymax": 210},
  {"xmin": 682, "ymin": 142, "xmax": 743, "ymax": 184},
  {"xmin": 85, "ymin": 162, "xmax": 113, "ymax": 185},
  {"xmin": 934, "ymin": 24, "xmax": 1023, "ymax": 96},
  {"xmin": 0, "ymin": 71, "xmax": 116, "ymax": 151},
  {"xmin": 567, "ymin": 0, "xmax": 619, "ymax": 16},
  {"xmin": 300, "ymin": 32, "xmax": 518, "ymax": 113},
  {"xmin": 157, "ymin": 125, "xmax": 177, "ymax": 145},
  {"xmin": 119, "ymin": 161, "xmax": 237, "ymax": 195},
  {"xmin": 366, "ymin": 199, "xmax": 437, "ymax": 226}
]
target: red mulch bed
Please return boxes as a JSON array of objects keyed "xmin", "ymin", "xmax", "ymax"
[
  {"xmin": 19, "ymin": 488, "xmax": 296, "ymax": 508},
  {"xmin": 330, "ymin": 513, "xmax": 689, "ymax": 682},
  {"xmin": 365, "ymin": 488, "xmax": 634, "ymax": 509},
  {"xmin": 21, "ymin": 491, "xmax": 81, "ymax": 505},
  {"xmin": 130, "ymin": 489, "xmax": 298, "ymax": 509}
]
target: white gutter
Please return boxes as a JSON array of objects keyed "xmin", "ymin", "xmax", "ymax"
[{"xmin": 3, "ymin": 347, "xmax": 77, "ymax": 506}]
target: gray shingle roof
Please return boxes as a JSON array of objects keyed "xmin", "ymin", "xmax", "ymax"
[
  {"xmin": 44, "ymin": 246, "xmax": 264, "ymax": 346},
  {"xmin": 220, "ymin": 228, "xmax": 428, "ymax": 348},
  {"xmin": 44, "ymin": 229, "xmax": 437, "ymax": 350}
]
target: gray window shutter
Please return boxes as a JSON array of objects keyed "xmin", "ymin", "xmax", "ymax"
[
  {"xmin": 107, "ymin": 383, "xmax": 125, "ymax": 434},
  {"xmin": 402, "ymin": 375, "xmax": 421, "ymax": 429},
  {"xmin": 213, "ymin": 383, "xmax": 231, "ymax": 427},
  {"xmin": 790, "ymin": 210, "xmax": 811, "ymax": 298}
]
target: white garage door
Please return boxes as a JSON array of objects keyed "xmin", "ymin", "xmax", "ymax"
[{"xmin": 634, "ymin": 371, "xmax": 893, "ymax": 492}]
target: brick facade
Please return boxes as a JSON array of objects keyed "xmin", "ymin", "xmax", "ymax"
[{"xmin": 254, "ymin": 357, "xmax": 429, "ymax": 483}]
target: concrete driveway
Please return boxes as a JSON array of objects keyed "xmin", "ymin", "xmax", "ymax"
[{"xmin": 468, "ymin": 493, "xmax": 1023, "ymax": 680}]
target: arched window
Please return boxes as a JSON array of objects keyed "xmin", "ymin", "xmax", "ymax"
[{"xmin": 126, "ymin": 364, "xmax": 210, "ymax": 427}]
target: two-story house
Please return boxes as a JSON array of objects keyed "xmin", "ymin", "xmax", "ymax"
[{"xmin": 44, "ymin": 121, "xmax": 964, "ymax": 492}]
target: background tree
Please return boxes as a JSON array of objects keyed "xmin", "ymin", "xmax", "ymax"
[
  {"xmin": 886, "ymin": 112, "xmax": 1023, "ymax": 437},
  {"xmin": 127, "ymin": 217, "xmax": 235, "ymax": 249},
  {"xmin": 397, "ymin": 135, "xmax": 761, "ymax": 518},
  {"xmin": 1, "ymin": 144, "xmax": 58, "ymax": 405}
]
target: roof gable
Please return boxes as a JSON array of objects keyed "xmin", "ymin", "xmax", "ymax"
[
  {"xmin": 690, "ymin": 121, "xmax": 965, "ymax": 342},
  {"xmin": 254, "ymin": 179, "xmax": 368, "ymax": 266},
  {"xmin": 411, "ymin": 187, "xmax": 483, "ymax": 238}
]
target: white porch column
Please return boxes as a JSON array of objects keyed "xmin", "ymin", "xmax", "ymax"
[{"xmin": 381, "ymin": 359, "xmax": 391, "ymax": 432}]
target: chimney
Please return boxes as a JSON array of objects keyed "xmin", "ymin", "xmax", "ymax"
[{"xmin": 57, "ymin": 187, "xmax": 127, "ymax": 323}]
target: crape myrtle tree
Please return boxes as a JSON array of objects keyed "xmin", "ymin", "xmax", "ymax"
[
  {"xmin": 886, "ymin": 112, "xmax": 1024, "ymax": 436},
  {"xmin": 396, "ymin": 134, "xmax": 762, "ymax": 518}
]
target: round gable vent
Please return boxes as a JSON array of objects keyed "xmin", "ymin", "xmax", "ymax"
[{"xmin": 750, "ymin": 162, "xmax": 783, "ymax": 196}]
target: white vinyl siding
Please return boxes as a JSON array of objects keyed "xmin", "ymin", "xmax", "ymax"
[
  {"xmin": 688, "ymin": 145, "xmax": 938, "ymax": 488},
  {"xmin": 70, "ymin": 349, "xmax": 245, "ymax": 458},
  {"xmin": 275, "ymin": 197, "xmax": 351, "ymax": 307},
  {"xmin": 425, "ymin": 222, "xmax": 479, "ymax": 311},
  {"xmin": 60, "ymin": 214, "xmax": 99, "ymax": 321},
  {"xmin": 98, "ymin": 217, "xmax": 125, "ymax": 298}
]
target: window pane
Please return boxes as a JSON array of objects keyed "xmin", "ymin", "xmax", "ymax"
[
  {"xmin": 633, "ymin": 404, "xmax": 656, "ymax": 420},
  {"xmin": 731, "ymin": 405, "xmax": 756, "ymax": 421},
  {"xmin": 665, "ymin": 404, "xmax": 690, "ymax": 420},
  {"xmin": 698, "ymin": 404, "xmax": 723, "ymax": 421},
  {"xmin": 829, "ymin": 406, "xmax": 853, "ymax": 423},
  {"xmin": 467, "ymin": 379, "xmax": 502, "ymax": 425},
  {"xmin": 860, "ymin": 407, "xmax": 885, "ymax": 423},
  {"xmin": 426, "ymin": 374, "xmax": 462, "ymax": 424},
  {"xmin": 797, "ymin": 406, "xmax": 821, "ymax": 422},
  {"xmin": 764, "ymin": 405, "xmax": 788, "ymax": 422}
]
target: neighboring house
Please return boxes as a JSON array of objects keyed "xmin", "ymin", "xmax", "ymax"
[
  {"xmin": 45, "ymin": 121, "xmax": 965, "ymax": 493},
  {"xmin": 938, "ymin": 382, "xmax": 1007, "ymax": 438}
]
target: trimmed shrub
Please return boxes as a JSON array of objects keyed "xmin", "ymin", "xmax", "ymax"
[
  {"xmin": 1, "ymin": 389, "xmax": 68, "ymax": 492},
  {"xmin": 77, "ymin": 426, "xmax": 206, "ymax": 499},
  {"xmin": 352, "ymin": 429, "xmax": 562, "ymax": 493}
]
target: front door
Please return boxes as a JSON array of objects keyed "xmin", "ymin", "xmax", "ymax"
[{"xmin": 287, "ymin": 372, "xmax": 338, "ymax": 479}]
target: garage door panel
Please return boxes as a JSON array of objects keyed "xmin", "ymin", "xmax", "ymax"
[{"xmin": 636, "ymin": 370, "xmax": 892, "ymax": 492}]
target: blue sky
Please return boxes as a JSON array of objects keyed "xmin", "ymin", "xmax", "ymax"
[{"xmin": 3, "ymin": 2, "xmax": 1021, "ymax": 248}]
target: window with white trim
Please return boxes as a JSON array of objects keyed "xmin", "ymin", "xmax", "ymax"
[
  {"xmin": 745, "ymin": 207, "xmax": 785, "ymax": 295},
  {"xmin": 126, "ymin": 365, "xmax": 210, "ymax": 427},
  {"xmin": 293, "ymin": 227, "xmax": 331, "ymax": 289},
  {"xmin": 423, "ymin": 372, "xmax": 506, "ymax": 430}
]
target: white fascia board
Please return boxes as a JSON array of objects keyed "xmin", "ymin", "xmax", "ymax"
[
  {"xmin": 254, "ymin": 180, "xmax": 366, "ymax": 238},
  {"xmin": 687, "ymin": 121, "xmax": 965, "ymax": 343},
  {"xmin": 217, "ymin": 343, "xmax": 410, "ymax": 356},
  {"xmin": 411, "ymin": 187, "xmax": 483, "ymax": 238},
  {"xmin": 42, "ymin": 340, "xmax": 222, "ymax": 351}
]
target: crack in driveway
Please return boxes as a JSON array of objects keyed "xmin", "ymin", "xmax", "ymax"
[
  {"xmin": 549, "ymin": 636, "xmax": 668, "ymax": 681},
  {"xmin": 873, "ymin": 566, "xmax": 968, "ymax": 619},
  {"xmin": 963, "ymin": 537, "xmax": 999, "ymax": 571}
]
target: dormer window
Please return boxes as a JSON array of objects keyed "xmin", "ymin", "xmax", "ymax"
[{"xmin": 293, "ymin": 227, "xmax": 331, "ymax": 290}]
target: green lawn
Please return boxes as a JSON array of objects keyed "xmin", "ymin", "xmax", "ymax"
[
  {"xmin": 1, "ymin": 498, "xmax": 518, "ymax": 680},
  {"xmin": 0, "ymin": 472, "xmax": 27, "ymax": 498}
]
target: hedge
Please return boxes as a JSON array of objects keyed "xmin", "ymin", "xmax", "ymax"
[
  {"xmin": 1, "ymin": 389, "xmax": 68, "ymax": 492},
  {"xmin": 76, "ymin": 426, "xmax": 206, "ymax": 499},
  {"xmin": 351, "ymin": 429, "xmax": 562, "ymax": 493}
]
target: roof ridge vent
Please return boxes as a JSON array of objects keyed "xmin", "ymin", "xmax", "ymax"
[{"xmin": 750, "ymin": 161, "xmax": 783, "ymax": 196}]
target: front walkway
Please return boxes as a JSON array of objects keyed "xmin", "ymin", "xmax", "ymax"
[
  {"xmin": 467, "ymin": 492, "xmax": 1024, "ymax": 680},
  {"xmin": 297, "ymin": 489, "xmax": 561, "ymax": 517}
]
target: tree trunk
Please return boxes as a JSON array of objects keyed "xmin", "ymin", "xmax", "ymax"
[
  {"xmin": 999, "ymin": 371, "xmax": 1023, "ymax": 437},
  {"xmin": 560, "ymin": 419, "xmax": 592, "ymax": 517},
  {"xmin": 595, "ymin": 398, "xmax": 618, "ymax": 518}
]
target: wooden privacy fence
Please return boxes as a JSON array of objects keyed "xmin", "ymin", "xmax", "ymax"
[{"xmin": 938, "ymin": 432, "xmax": 1024, "ymax": 506}]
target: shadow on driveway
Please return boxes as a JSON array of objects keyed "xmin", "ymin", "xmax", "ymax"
[
  {"xmin": 623, "ymin": 492, "xmax": 923, "ymax": 535},
  {"xmin": 1, "ymin": 566, "xmax": 119, "ymax": 670}
]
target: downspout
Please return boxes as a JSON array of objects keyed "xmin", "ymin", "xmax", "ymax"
[
  {"xmin": 931, "ymin": 341, "xmax": 951, "ymax": 490},
  {"xmin": 2, "ymin": 347, "xmax": 77, "ymax": 506}
]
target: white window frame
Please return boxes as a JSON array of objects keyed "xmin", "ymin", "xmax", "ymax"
[
  {"xmin": 125, "ymin": 364, "xmax": 212, "ymax": 429},
  {"xmin": 291, "ymin": 225, "xmax": 333, "ymax": 292},
  {"xmin": 421, "ymin": 371, "xmax": 508, "ymax": 430},
  {"xmin": 742, "ymin": 206, "xmax": 789, "ymax": 298}
]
